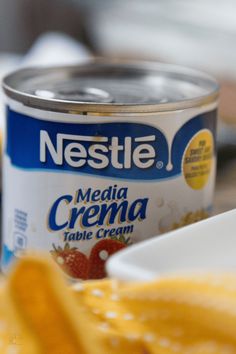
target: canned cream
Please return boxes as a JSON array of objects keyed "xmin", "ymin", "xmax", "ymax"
[{"xmin": 2, "ymin": 61, "xmax": 219, "ymax": 279}]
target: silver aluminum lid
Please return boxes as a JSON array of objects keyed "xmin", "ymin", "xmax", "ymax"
[{"xmin": 2, "ymin": 60, "xmax": 219, "ymax": 113}]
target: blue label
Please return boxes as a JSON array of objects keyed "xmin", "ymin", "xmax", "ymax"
[{"xmin": 6, "ymin": 107, "xmax": 216, "ymax": 180}]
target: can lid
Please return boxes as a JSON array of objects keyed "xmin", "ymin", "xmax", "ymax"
[{"xmin": 2, "ymin": 60, "xmax": 219, "ymax": 113}]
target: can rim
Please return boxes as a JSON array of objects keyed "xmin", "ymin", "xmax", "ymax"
[{"xmin": 2, "ymin": 59, "xmax": 219, "ymax": 113}]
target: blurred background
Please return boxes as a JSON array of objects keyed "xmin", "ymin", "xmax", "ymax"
[{"xmin": 0, "ymin": 0, "xmax": 236, "ymax": 212}]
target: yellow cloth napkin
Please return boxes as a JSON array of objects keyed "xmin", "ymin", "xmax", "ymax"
[{"xmin": 2, "ymin": 256, "xmax": 236, "ymax": 354}]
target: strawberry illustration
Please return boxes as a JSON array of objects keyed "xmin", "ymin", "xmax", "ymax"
[
  {"xmin": 88, "ymin": 236, "xmax": 130, "ymax": 279},
  {"xmin": 51, "ymin": 243, "xmax": 89, "ymax": 280}
]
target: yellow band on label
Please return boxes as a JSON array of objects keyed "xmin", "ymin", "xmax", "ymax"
[{"xmin": 183, "ymin": 130, "xmax": 214, "ymax": 190}]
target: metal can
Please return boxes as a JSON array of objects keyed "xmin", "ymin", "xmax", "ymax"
[{"xmin": 2, "ymin": 60, "xmax": 219, "ymax": 279}]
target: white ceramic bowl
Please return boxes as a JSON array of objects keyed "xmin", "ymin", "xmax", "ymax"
[{"xmin": 107, "ymin": 209, "xmax": 236, "ymax": 281}]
